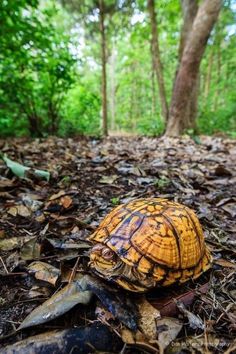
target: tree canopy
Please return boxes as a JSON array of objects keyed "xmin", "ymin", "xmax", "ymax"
[{"xmin": 0, "ymin": 0, "xmax": 235, "ymax": 137}]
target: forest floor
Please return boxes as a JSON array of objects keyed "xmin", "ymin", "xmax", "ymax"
[{"xmin": 0, "ymin": 136, "xmax": 235, "ymax": 353}]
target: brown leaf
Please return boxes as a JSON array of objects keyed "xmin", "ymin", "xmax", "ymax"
[
  {"xmin": 0, "ymin": 178, "xmax": 16, "ymax": 188},
  {"xmin": 156, "ymin": 317, "xmax": 183, "ymax": 353},
  {"xmin": 214, "ymin": 258, "xmax": 236, "ymax": 269},
  {"xmin": 99, "ymin": 175, "xmax": 118, "ymax": 184},
  {"xmin": 214, "ymin": 165, "xmax": 232, "ymax": 176},
  {"xmin": 7, "ymin": 205, "xmax": 31, "ymax": 217},
  {"xmin": 175, "ymin": 301, "xmax": 204, "ymax": 330},
  {"xmin": 60, "ymin": 195, "xmax": 73, "ymax": 209},
  {"xmin": 19, "ymin": 280, "xmax": 93, "ymax": 330},
  {"xmin": 0, "ymin": 236, "xmax": 35, "ymax": 251},
  {"xmin": 221, "ymin": 203, "xmax": 236, "ymax": 218},
  {"xmin": 137, "ymin": 297, "xmax": 161, "ymax": 339},
  {"xmin": 49, "ymin": 190, "xmax": 67, "ymax": 200},
  {"xmin": 20, "ymin": 237, "xmax": 41, "ymax": 260},
  {"xmin": 28, "ymin": 261, "xmax": 61, "ymax": 286},
  {"xmin": 149, "ymin": 282, "xmax": 209, "ymax": 317}
]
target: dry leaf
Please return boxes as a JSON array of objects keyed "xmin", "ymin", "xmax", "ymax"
[
  {"xmin": 99, "ymin": 175, "xmax": 118, "ymax": 184},
  {"xmin": 20, "ymin": 237, "xmax": 41, "ymax": 260},
  {"xmin": 49, "ymin": 190, "xmax": 67, "ymax": 200},
  {"xmin": 19, "ymin": 279, "xmax": 92, "ymax": 330},
  {"xmin": 28, "ymin": 261, "xmax": 61, "ymax": 286},
  {"xmin": 121, "ymin": 328, "xmax": 136, "ymax": 344},
  {"xmin": 7, "ymin": 206, "xmax": 18, "ymax": 216},
  {"xmin": 0, "ymin": 236, "xmax": 35, "ymax": 251},
  {"xmin": 60, "ymin": 195, "xmax": 73, "ymax": 209},
  {"xmin": 156, "ymin": 317, "xmax": 183, "ymax": 353},
  {"xmin": 137, "ymin": 297, "xmax": 161, "ymax": 339},
  {"xmin": 214, "ymin": 258, "xmax": 236, "ymax": 269},
  {"xmin": 175, "ymin": 301, "xmax": 204, "ymax": 330}
]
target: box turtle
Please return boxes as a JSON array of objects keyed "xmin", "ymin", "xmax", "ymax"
[{"xmin": 89, "ymin": 198, "xmax": 212, "ymax": 292}]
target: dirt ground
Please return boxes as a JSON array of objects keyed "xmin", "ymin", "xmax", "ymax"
[{"xmin": 0, "ymin": 136, "xmax": 235, "ymax": 353}]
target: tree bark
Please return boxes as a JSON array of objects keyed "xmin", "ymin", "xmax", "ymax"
[
  {"xmin": 165, "ymin": 0, "xmax": 222, "ymax": 136},
  {"xmin": 179, "ymin": 0, "xmax": 199, "ymax": 131},
  {"xmin": 28, "ymin": 114, "xmax": 42, "ymax": 137},
  {"xmin": 99, "ymin": 0, "xmax": 108, "ymax": 136},
  {"xmin": 147, "ymin": 0, "xmax": 168, "ymax": 122},
  {"xmin": 109, "ymin": 43, "xmax": 116, "ymax": 132},
  {"xmin": 204, "ymin": 48, "xmax": 214, "ymax": 103},
  {"xmin": 178, "ymin": 0, "xmax": 198, "ymax": 59},
  {"xmin": 213, "ymin": 42, "xmax": 221, "ymax": 110},
  {"xmin": 151, "ymin": 61, "xmax": 157, "ymax": 118}
]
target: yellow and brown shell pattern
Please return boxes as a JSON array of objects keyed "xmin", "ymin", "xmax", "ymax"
[{"xmin": 89, "ymin": 198, "xmax": 212, "ymax": 292}]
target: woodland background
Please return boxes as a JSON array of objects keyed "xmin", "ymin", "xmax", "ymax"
[
  {"xmin": 0, "ymin": 0, "xmax": 236, "ymax": 138},
  {"xmin": 0, "ymin": 1, "xmax": 236, "ymax": 352}
]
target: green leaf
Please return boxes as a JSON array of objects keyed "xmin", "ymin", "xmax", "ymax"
[
  {"xmin": 111, "ymin": 197, "xmax": 120, "ymax": 205},
  {"xmin": 2, "ymin": 155, "xmax": 50, "ymax": 181},
  {"xmin": 34, "ymin": 169, "xmax": 50, "ymax": 181},
  {"xmin": 3, "ymin": 155, "xmax": 30, "ymax": 178}
]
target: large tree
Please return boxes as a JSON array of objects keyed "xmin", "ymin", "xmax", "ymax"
[
  {"xmin": 62, "ymin": 0, "xmax": 132, "ymax": 136},
  {"xmin": 147, "ymin": 0, "xmax": 168, "ymax": 122},
  {"xmin": 165, "ymin": 0, "xmax": 222, "ymax": 136}
]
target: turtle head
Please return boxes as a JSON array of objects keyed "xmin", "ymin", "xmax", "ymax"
[
  {"xmin": 89, "ymin": 243, "xmax": 154, "ymax": 292},
  {"xmin": 89, "ymin": 243, "xmax": 119, "ymax": 275}
]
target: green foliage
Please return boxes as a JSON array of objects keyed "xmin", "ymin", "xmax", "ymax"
[
  {"xmin": 60, "ymin": 83, "xmax": 101, "ymax": 136},
  {"xmin": 111, "ymin": 197, "xmax": 120, "ymax": 205},
  {"xmin": 0, "ymin": 0, "xmax": 75, "ymax": 137},
  {"xmin": 198, "ymin": 1, "xmax": 236, "ymax": 136},
  {"xmin": 0, "ymin": 0, "xmax": 235, "ymax": 137}
]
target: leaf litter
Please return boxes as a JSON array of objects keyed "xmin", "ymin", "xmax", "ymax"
[{"xmin": 0, "ymin": 135, "xmax": 235, "ymax": 353}]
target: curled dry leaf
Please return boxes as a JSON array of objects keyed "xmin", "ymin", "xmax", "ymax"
[
  {"xmin": 28, "ymin": 286, "xmax": 51, "ymax": 299},
  {"xmin": 5, "ymin": 323, "xmax": 123, "ymax": 354},
  {"xmin": 156, "ymin": 317, "xmax": 183, "ymax": 353},
  {"xmin": 20, "ymin": 237, "xmax": 41, "ymax": 260},
  {"xmin": 28, "ymin": 261, "xmax": 61, "ymax": 286},
  {"xmin": 137, "ymin": 297, "xmax": 161, "ymax": 339},
  {"xmin": 148, "ymin": 281, "xmax": 209, "ymax": 317},
  {"xmin": 175, "ymin": 300, "xmax": 204, "ymax": 330},
  {"xmin": 214, "ymin": 258, "xmax": 236, "ymax": 269},
  {"xmin": 18, "ymin": 279, "xmax": 92, "ymax": 330}
]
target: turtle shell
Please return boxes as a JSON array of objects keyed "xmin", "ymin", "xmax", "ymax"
[{"xmin": 89, "ymin": 198, "xmax": 212, "ymax": 291}]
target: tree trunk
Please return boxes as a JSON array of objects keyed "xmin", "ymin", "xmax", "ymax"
[
  {"xmin": 213, "ymin": 43, "xmax": 221, "ymax": 110},
  {"xmin": 204, "ymin": 48, "xmax": 214, "ymax": 102},
  {"xmin": 179, "ymin": 0, "xmax": 199, "ymax": 131},
  {"xmin": 109, "ymin": 43, "xmax": 116, "ymax": 132},
  {"xmin": 178, "ymin": 0, "xmax": 198, "ymax": 59},
  {"xmin": 48, "ymin": 102, "xmax": 59, "ymax": 134},
  {"xmin": 99, "ymin": 0, "xmax": 108, "ymax": 136},
  {"xmin": 151, "ymin": 61, "xmax": 157, "ymax": 118},
  {"xmin": 165, "ymin": 0, "xmax": 222, "ymax": 136},
  {"xmin": 28, "ymin": 114, "xmax": 42, "ymax": 137},
  {"xmin": 147, "ymin": 0, "xmax": 168, "ymax": 122}
]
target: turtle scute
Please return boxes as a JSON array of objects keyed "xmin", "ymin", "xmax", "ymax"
[{"xmin": 89, "ymin": 198, "xmax": 212, "ymax": 292}]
